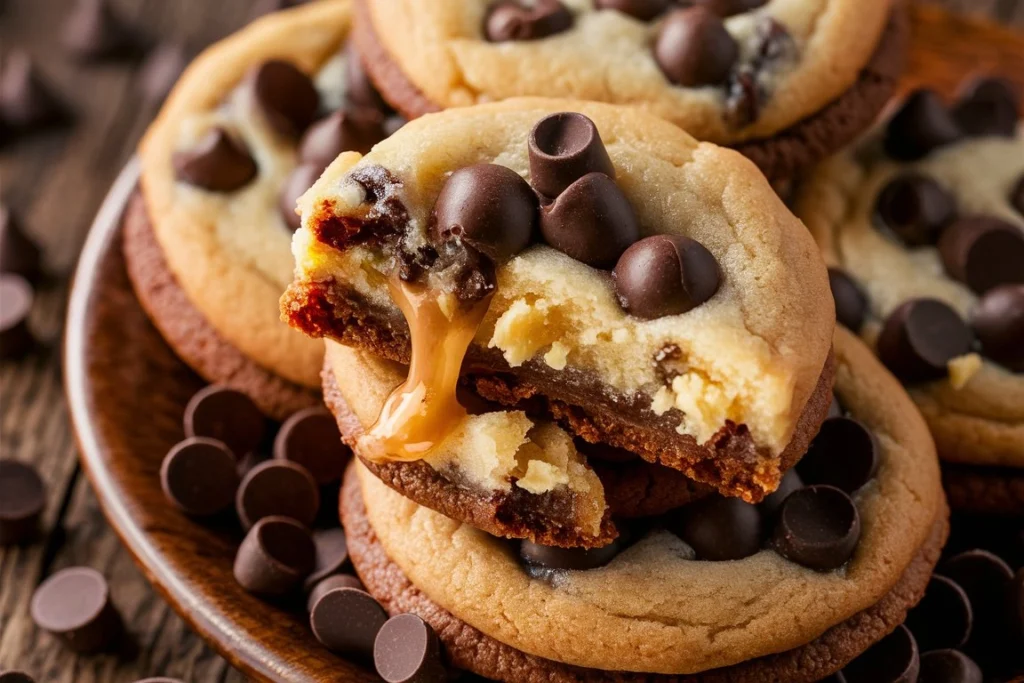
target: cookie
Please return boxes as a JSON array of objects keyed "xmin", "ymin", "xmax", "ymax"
[{"xmin": 351, "ymin": 0, "xmax": 908, "ymax": 180}]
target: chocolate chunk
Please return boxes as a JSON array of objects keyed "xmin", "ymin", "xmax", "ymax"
[
  {"xmin": 797, "ymin": 417, "xmax": 879, "ymax": 494},
  {"xmin": 540, "ymin": 173, "xmax": 639, "ymax": 268},
  {"xmin": 693, "ymin": 0, "xmax": 768, "ymax": 16},
  {"xmin": 484, "ymin": 0, "xmax": 573, "ymax": 42},
  {"xmin": 906, "ymin": 576, "xmax": 973, "ymax": 651},
  {"xmin": 183, "ymin": 385, "xmax": 266, "ymax": 459},
  {"xmin": 303, "ymin": 527, "xmax": 350, "ymax": 590},
  {"xmin": 160, "ymin": 437, "xmax": 239, "ymax": 517},
  {"xmin": 30, "ymin": 567, "xmax": 124, "ymax": 653},
  {"xmin": 279, "ymin": 163, "xmax": 324, "ymax": 231},
  {"xmin": 519, "ymin": 537, "xmax": 624, "ymax": 570},
  {"xmin": 374, "ymin": 614, "xmax": 446, "ymax": 683},
  {"xmin": 234, "ymin": 515, "xmax": 316, "ymax": 596},
  {"xmin": 275, "ymin": 406, "xmax": 350, "ymax": 485},
  {"xmin": 138, "ymin": 43, "xmax": 187, "ymax": 104},
  {"xmin": 842, "ymin": 625, "xmax": 920, "ymax": 683},
  {"xmin": 528, "ymin": 112, "xmax": 615, "ymax": 199},
  {"xmin": 0, "ymin": 460, "xmax": 45, "ymax": 546},
  {"xmin": 61, "ymin": 0, "xmax": 141, "ymax": 61},
  {"xmin": 172, "ymin": 128, "xmax": 258, "ymax": 192},
  {"xmin": 873, "ymin": 173, "xmax": 956, "ymax": 247},
  {"xmin": 300, "ymin": 110, "xmax": 387, "ymax": 167},
  {"xmin": 938, "ymin": 216, "xmax": 1024, "ymax": 295},
  {"xmin": 759, "ymin": 469, "xmax": 804, "ymax": 519},
  {"xmin": 430, "ymin": 164, "xmax": 539, "ymax": 261},
  {"xmin": 236, "ymin": 460, "xmax": 320, "ymax": 530},
  {"xmin": 672, "ymin": 496, "xmax": 762, "ymax": 561},
  {"xmin": 884, "ymin": 90, "xmax": 962, "ymax": 161},
  {"xmin": 593, "ymin": 0, "xmax": 671, "ymax": 21},
  {"xmin": 0, "ymin": 673, "xmax": 37, "ymax": 683},
  {"xmin": 0, "ymin": 274, "xmax": 36, "ymax": 360},
  {"xmin": 613, "ymin": 235, "xmax": 720, "ymax": 319},
  {"xmin": 0, "ymin": 51, "xmax": 68, "ymax": 134},
  {"xmin": 876, "ymin": 299, "xmax": 974, "ymax": 383},
  {"xmin": 918, "ymin": 650, "xmax": 983, "ymax": 683},
  {"xmin": 344, "ymin": 42, "xmax": 391, "ymax": 113},
  {"xmin": 309, "ymin": 586, "xmax": 388, "ymax": 659},
  {"xmin": 971, "ymin": 284, "xmax": 1024, "ymax": 371},
  {"xmin": 952, "ymin": 77, "xmax": 1020, "ymax": 138},
  {"xmin": 1, "ymin": 204, "xmax": 43, "ymax": 282},
  {"xmin": 828, "ymin": 268, "xmax": 868, "ymax": 331},
  {"xmin": 772, "ymin": 485, "xmax": 860, "ymax": 571},
  {"xmin": 654, "ymin": 7, "xmax": 738, "ymax": 87},
  {"xmin": 246, "ymin": 60, "xmax": 320, "ymax": 138},
  {"xmin": 940, "ymin": 550, "xmax": 1014, "ymax": 648},
  {"xmin": 306, "ymin": 573, "xmax": 363, "ymax": 613},
  {"xmin": 1012, "ymin": 175, "xmax": 1024, "ymax": 216}
]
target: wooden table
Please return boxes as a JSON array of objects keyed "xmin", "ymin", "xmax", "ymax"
[{"xmin": 0, "ymin": 1, "xmax": 1022, "ymax": 681}]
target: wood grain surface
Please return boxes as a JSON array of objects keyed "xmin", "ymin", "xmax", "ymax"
[{"xmin": 1, "ymin": 2, "xmax": 1023, "ymax": 682}]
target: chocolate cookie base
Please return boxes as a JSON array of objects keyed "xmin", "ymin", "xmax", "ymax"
[
  {"xmin": 351, "ymin": 0, "xmax": 909, "ymax": 182},
  {"xmin": 942, "ymin": 463, "xmax": 1024, "ymax": 516},
  {"xmin": 122, "ymin": 193, "xmax": 318, "ymax": 421},
  {"xmin": 341, "ymin": 465, "xmax": 948, "ymax": 683}
]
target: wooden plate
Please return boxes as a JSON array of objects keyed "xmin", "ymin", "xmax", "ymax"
[{"xmin": 64, "ymin": 7, "xmax": 1023, "ymax": 683}]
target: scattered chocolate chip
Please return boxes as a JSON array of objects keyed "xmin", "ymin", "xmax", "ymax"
[
  {"xmin": 0, "ymin": 274, "xmax": 36, "ymax": 360},
  {"xmin": 274, "ymin": 406, "xmax": 349, "ymax": 484},
  {"xmin": 938, "ymin": 215, "xmax": 1024, "ymax": 295},
  {"xmin": 279, "ymin": 163, "xmax": 323, "ymax": 231},
  {"xmin": 654, "ymin": 7, "xmax": 738, "ymax": 87},
  {"xmin": 303, "ymin": 527, "xmax": 350, "ymax": 590},
  {"xmin": 309, "ymin": 586, "xmax": 388, "ymax": 659},
  {"xmin": 0, "ymin": 673, "xmax": 37, "ymax": 683},
  {"xmin": 236, "ymin": 460, "xmax": 320, "ymax": 530},
  {"xmin": 520, "ymin": 537, "xmax": 624, "ymax": 570},
  {"xmin": 772, "ymin": 485, "xmax": 860, "ymax": 571},
  {"xmin": 828, "ymin": 268, "xmax": 868, "ymax": 331},
  {"xmin": 160, "ymin": 437, "xmax": 239, "ymax": 517},
  {"xmin": 0, "ymin": 459, "xmax": 45, "ymax": 546},
  {"xmin": 484, "ymin": 0, "xmax": 573, "ymax": 42},
  {"xmin": 797, "ymin": 417, "xmax": 879, "ymax": 494},
  {"xmin": 952, "ymin": 77, "xmax": 1020, "ymax": 138},
  {"xmin": 918, "ymin": 649, "xmax": 983, "ymax": 683},
  {"xmin": 541, "ymin": 172, "xmax": 639, "ymax": 268},
  {"xmin": 247, "ymin": 60, "xmax": 320, "ymax": 138},
  {"xmin": 842, "ymin": 625, "xmax": 920, "ymax": 683},
  {"xmin": 374, "ymin": 614, "xmax": 446, "ymax": 683},
  {"xmin": 693, "ymin": 0, "xmax": 768, "ymax": 16},
  {"xmin": 183, "ymin": 385, "xmax": 266, "ymax": 459},
  {"xmin": 172, "ymin": 128, "xmax": 258, "ymax": 192},
  {"xmin": 61, "ymin": 0, "xmax": 141, "ymax": 61},
  {"xmin": 234, "ymin": 515, "xmax": 316, "ymax": 596},
  {"xmin": 876, "ymin": 299, "xmax": 974, "ymax": 383},
  {"xmin": 613, "ymin": 235, "xmax": 720, "ymax": 319},
  {"xmin": 906, "ymin": 575, "xmax": 973, "ymax": 651},
  {"xmin": 344, "ymin": 42, "xmax": 391, "ymax": 113},
  {"xmin": 528, "ymin": 112, "xmax": 615, "ymax": 199},
  {"xmin": 0, "ymin": 51, "xmax": 68, "ymax": 134},
  {"xmin": 1, "ymin": 204, "xmax": 43, "ymax": 282},
  {"xmin": 306, "ymin": 573, "xmax": 363, "ymax": 612},
  {"xmin": 940, "ymin": 549, "xmax": 1014, "ymax": 648},
  {"xmin": 593, "ymin": 0, "xmax": 671, "ymax": 21},
  {"xmin": 30, "ymin": 567, "xmax": 124, "ymax": 653},
  {"xmin": 884, "ymin": 90, "xmax": 962, "ymax": 162},
  {"xmin": 300, "ymin": 109, "xmax": 387, "ymax": 168},
  {"xmin": 672, "ymin": 496, "xmax": 762, "ymax": 562},
  {"xmin": 1012, "ymin": 175, "xmax": 1024, "ymax": 216},
  {"xmin": 724, "ymin": 17, "xmax": 794, "ymax": 128},
  {"xmin": 759, "ymin": 469, "xmax": 804, "ymax": 519},
  {"xmin": 138, "ymin": 43, "xmax": 187, "ymax": 104},
  {"xmin": 873, "ymin": 173, "xmax": 956, "ymax": 247},
  {"xmin": 971, "ymin": 284, "xmax": 1024, "ymax": 371},
  {"xmin": 430, "ymin": 164, "xmax": 539, "ymax": 261}
]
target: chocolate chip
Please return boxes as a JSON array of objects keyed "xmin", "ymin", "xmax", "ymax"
[
  {"xmin": 61, "ymin": 0, "xmax": 141, "ymax": 61},
  {"xmin": 30, "ymin": 567, "xmax": 124, "ymax": 653},
  {"xmin": 1012, "ymin": 175, "xmax": 1024, "ymax": 216},
  {"xmin": 723, "ymin": 17, "xmax": 794, "ymax": 129},
  {"xmin": 613, "ymin": 235, "xmax": 720, "ymax": 319},
  {"xmin": 184, "ymin": 385, "xmax": 266, "ymax": 459},
  {"xmin": 528, "ymin": 112, "xmax": 615, "ymax": 199},
  {"xmin": 672, "ymin": 496, "xmax": 762, "ymax": 561},
  {"xmin": 884, "ymin": 90, "xmax": 962, "ymax": 161},
  {"xmin": 0, "ymin": 51, "xmax": 68, "ymax": 134},
  {"xmin": 274, "ymin": 406, "xmax": 349, "ymax": 485},
  {"xmin": 876, "ymin": 299, "xmax": 974, "ymax": 383},
  {"xmin": 940, "ymin": 550, "xmax": 1014, "ymax": 648},
  {"xmin": 430, "ymin": 164, "xmax": 539, "ymax": 261},
  {"xmin": 593, "ymin": 0, "xmax": 671, "ymax": 21},
  {"xmin": 138, "ymin": 43, "xmax": 187, "ymax": 104},
  {"xmin": 279, "ymin": 163, "xmax": 323, "ymax": 231},
  {"xmin": 247, "ymin": 60, "xmax": 320, "ymax": 138},
  {"xmin": 0, "ymin": 274, "xmax": 36, "ymax": 360},
  {"xmin": 906, "ymin": 575, "xmax": 973, "ymax": 651},
  {"xmin": 1, "ymin": 204, "xmax": 43, "ymax": 283},
  {"xmin": 693, "ymin": 0, "xmax": 768, "ymax": 16},
  {"xmin": 306, "ymin": 573, "xmax": 363, "ymax": 612},
  {"xmin": 952, "ymin": 77, "xmax": 1020, "ymax": 138},
  {"xmin": 938, "ymin": 215, "xmax": 1024, "ymax": 295},
  {"xmin": 309, "ymin": 586, "xmax": 388, "ymax": 659},
  {"xmin": 772, "ymin": 485, "xmax": 860, "ymax": 571},
  {"xmin": 303, "ymin": 527, "xmax": 350, "ymax": 590},
  {"xmin": 374, "ymin": 614, "xmax": 446, "ymax": 683},
  {"xmin": 971, "ymin": 284, "xmax": 1024, "ymax": 372},
  {"xmin": 172, "ymin": 128, "xmax": 258, "ymax": 192},
  {"xmin": 299, "ymin": 109, "xmax": 388, "ymax": 167},
  {"xmin": 759, "ymin": 469, "xmax": 804, "ymax": 519},
  {"xmin": 828, "ymin": 268, "xmax": 868, "ymax": 331},
  {"xmin": 842, "ymin": 624, "xmax": 920, "ymax": 683},
  {"xmin": 160, "ymin": 437, "xmax": 239, "ymax": 517},
  {"xmin": 797, "ymin": 417, "xmax": 879, "ymax": 495},
  {"xmin": 520, "ymin": 536, "xmax": 625, "ymax": 570},
  {"xmin": 918, "ymin": 650, "xmax": 983, "ymax": 683},
  {"xmin": 873, "ymin": 173, "xmax": 956, "ymax": 247},
  {"xmin": 234, "ymin": 515, "xmax": 316, "ymax": 596},
  {"xmin": 236, "ymin": 460, "xmax": 320, "ymax": 530},
  {"xmin": 484, "ymin": 0, "xmax": 573, "ymax": 42},
  {"xmin": 0, "ymin": 460, "xmax": 45, "ymax": 546},
  {"xmin": 540, "ymin": 173, "xmax": 639, "ymax": 268},
  {"xmin": 654, "ymin": 7, "xmax": 738, "ymax": 87},
  {"xmin": 344, "ymin": 42, "xmax": 391, "ymax": 113}
]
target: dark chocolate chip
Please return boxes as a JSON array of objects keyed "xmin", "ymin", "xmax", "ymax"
[
  {"xmin": 938, "ymin": 215, "xmax": 1024, "ymax": 295},
  {"xmin": 759, "ymin": 468, "xmax": 804, "ymax": 519},
  {"xmin": 484, "ymin": 0, "xmax": 573, "ymax": 42},
  {"xmin": 797, "ymin": 417, "xmax": 879, "ymax": 494},
  {"xmin": 723, "ymin": 17, "xmax": 793, "ymax": 129},
  {"xmin": 138, "ymin": 43, "xmax": 187, "ymax": 104},
  {"xmin": 236, "ymin": 460, "xmax": 320, "ymax": 530},
  {"xmin": 971, "ymin": 284, "xmax": 1024, "ymax": 372},
  {"xmin": 952, "ymin": 77, "xmax": 1020, "ymax": 138},
  {"xmin": 828, "ymin": 268, "xmax": 869, "ymax": 331},
  {"xmin": 876, "ymin": 299, "xmax": 974, "ymax": 382},
  {"xmin": 0, "ymin": 459, "xmax": 45, "ymax": 546},
  {"xmin": 274, "ymin": 406, "xmax": 350, "ymax": 485},
  {"xmin": 884, "ymin": 90, "xmax": 962, "ymax": 161},
  {"xmin": 528, "ymin": 112, "xmax": 615, "ymax": 199},
  {"xmin": 160, "ymin": 437, "xmax": 239, "ymax": 517},
  {"xmin": 183, "ymin": 385, "xmax": 266, "ymax": 459},
  {"xmin": 299, "ymin": 109, "xmax": 388, "ymax": 167},
  {"xmin": 279, "ymin": 163, "xmax": 324, "ymax": 231},
  {"xmin": 906, "ymin": 575, "xmax": 973, "ymax": 651},
  {"xmin": 672, "ymin": 496, "xmax": 762, "ymax": 561},
  {"xmin": 172, "ymin": 128, "xmax": 258, "ymax": 192},
  {"xmin": 0, "ymin": 673, "xmax": 37, "ymax": 683},
  {"xmin": 873, "ymin": 173, "xmax": 956, "ymax": 247},
  {"xmin": 430, "ymin": 164, "xmax": 539, "ymax": 261},
  {"xmin": 344, "ymin": 42, "xmax": 391, "ymax": 113},
  {"xmin": 307, "ymin": 573, "xmax": 363, "ymax": 612},
  {"xmin": 303, "ymin": 527, "xmax": 349, "ymax": 590},
  {"xmin": 842, "ymin": 624, "xmax": 920, "ymax": 683},
  {"xmin": 772, "ymin": 485, "xmax": 860, "ymax": 571},
  {"xmin": 540, "ymin": 172, "xmax": 639, "ymax": 268},
  {"xmin": 234, "ymin": 515, "xmax": 316, "ymax": 596},
  {"xmin": 309, "ymin": 586, "xmax": 388, "ymax": 659},
  {"xmin": 374, "ymin": 614, "xmax": 446, "ymax": 683},
  {"xmin": 0, "ymin": 51, "xmax": 68, "ymax": 133},
  {"xmin": 1, "ymin": 204, "xmax": 43, "ymax": 282},
  {"xmin": 827, "ymin": 393, "xmax": 844, "ymax": 418},
  {"xmin": 30, "ymin": 567, "xmax": 124, "ymax": 654},
  {"xmin": 918, "ymin": 649, "xmax": 983, "ymax": 683},
  {"xmin": 0, "ymin": 274, "xmax": 37, "ymax": 360},
  {"xmin": 613, "ymin": 235, "xmax": 720, "ymax": 319},
  {"xmin": 654, "ymin": 7, "xmax": 738, "ymax": 87},
  {"xmin": 693, "ymin": 0, "xmax": 768, "ymax": 16},
  {"xmin": 1012, "ymin": 175, "xmax": 1024, "ymax": 216},
  {"xmin": 593, "ymin": 0, "xmax": 671, "ymax": 21},
  {"xmin": 520, "ymin": 537, "xmax": 625, "ymax": 570},
  {"xmin": 61, "ymin": 0, "xmax": 141, "ymax": 61},
  {"xmin": 940, "ymin": 549, "xmax": 1014, "ymax": 648},
  {"xmin": 247, "ymin": 60, "xmax": 320, "ymax": 138}
]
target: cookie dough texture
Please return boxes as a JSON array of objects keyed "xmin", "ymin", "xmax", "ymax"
[{"xmin": 347, "ymin": 327, "xmax": 945, "ymax": 675}]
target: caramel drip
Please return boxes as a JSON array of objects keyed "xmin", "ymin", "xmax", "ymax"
[{"xmin": 360, "ymin": 276, "xmax": 491, "ymax": 462}]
